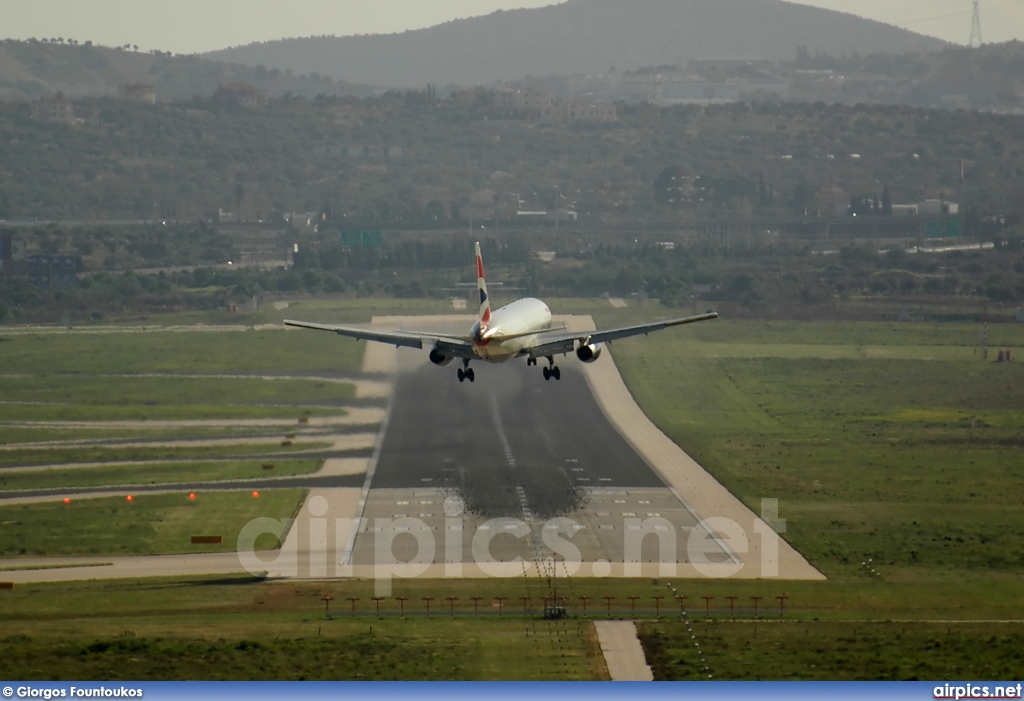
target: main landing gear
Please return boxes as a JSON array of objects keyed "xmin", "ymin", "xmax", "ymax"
[
  {"xmin": 540, "ymin": 356, "xmax": 561, "ymax": 381},
  {"xmin": 457, "ymin": 358, "xmax": 475, "ymax": 383}
]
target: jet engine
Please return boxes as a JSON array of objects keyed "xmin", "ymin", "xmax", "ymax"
[
  {"xmin": 428, "ymin": 344, "xmax": 454, "ymax": 366},
  {"xmin": 575, "ymin": 341, "xmax": 603, "ymax": 363}
]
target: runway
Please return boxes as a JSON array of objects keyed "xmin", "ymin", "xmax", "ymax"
[
  {"xmin": 371, "ymin": 359, "xmax": 664, "ymax": 511},
  {"xmin": 344, "ymin": 319, "xmax": 741, "ymax": 578}
]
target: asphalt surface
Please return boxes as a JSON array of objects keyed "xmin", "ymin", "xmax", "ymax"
[{"xmin": 371, "ymin": 358, "xmax": 666, "ymax": 519}]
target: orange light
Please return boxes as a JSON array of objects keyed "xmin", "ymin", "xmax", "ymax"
[
  {"xmin": 126, "ymin": 495, "xmax": 134, "ymax": 502},
  {"xmin": 63, "ymin": 497, "xmax": 70, "ymax": 504},
  {"xmin": 189, "ymin": 493, "xmax": 196, "ymax": 500},
  {"xmin": 252, "ymin": 490, "xmax": 259, "ymax": 498}
]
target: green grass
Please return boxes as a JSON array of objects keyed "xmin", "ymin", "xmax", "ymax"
[
  {"xmin": 0, "ymin": 490, "xmax": 306, "ymax": 557},
  {"xmin": 0, "ymin": 570, "xmax": 1020, "ymax": 680},
  {"xmin": 0, "ymin": 576, "xmax": 604, "ymax": 681},
  {"xmin": 0, "ymin": 441, "xmax": 332, "ymax": 467},
  {"xmin": 638, "ymin": 620, "xmax": 1024, "ymax": 680},
  {"xmin": 610, "ymin": 320, "xmax": 1024, "ymax": 583},
  {"xmin": 0, "ymin": 404, "xmax": 349, "ymax": 422},
  {"xmin": 0, "ymin": 459, "xmax": 323, "ymax": 492},
  {"xmin": 0, "ymin": 373, "xmax": 356, "ymax": 422},
  {"xmin": 0, "ymin": 631, "xmax": 471, "ymax": 681},
  {"xmin": 0, "ymin": 327, "xmax": 365, "ymax": 375},
  {"xmin": 0, "ymin": 425, "xmax": 300, "ymax": 445},
  {"xmin": 0, "ymin": 620, "xmax": 597, "ymax": 681},
  {"xmin": 0, "ymin": 375, "xmax": 356, "ymax": 406}
]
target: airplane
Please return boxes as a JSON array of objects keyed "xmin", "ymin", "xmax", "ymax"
[{"xmin": 285, "ymin": 242, "xmax": 718, "ymax": 382}]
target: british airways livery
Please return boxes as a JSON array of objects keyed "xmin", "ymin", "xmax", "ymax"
[{"xmin": 285, "ymin": 242, "xmax": 717, "ymax": 382}]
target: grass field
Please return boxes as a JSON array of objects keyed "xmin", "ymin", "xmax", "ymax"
[
  {"xmin": 0, "ymin": 320, "xmax": 367, "ymax": 535},
  {"xmin": 0, "ymin": 441, "xmax": 332, "ymax": 468},
  {"xmin": 0, "ymin": 375, "xmax": 356, "ymax": 406},
  {"xmin": 0, "ymin": 490, "xmax": 306, "ymax": 557},
  {"xmin": 637, "ymin": 620, "xmax": 1024, "ymax": 680},
  {"xmin": 0, "ymin": 458, "xmax": 323, "ymax": 492},
  {"xmin": 0, "ymin": 575, "xmax": 605, "ymax": 681},
  {"xmin": 1, "ymin": 569, "xmax": 1020, "ymax": 680},
  {"xmin": 0, "ymin": 618, "xmax": 599, "ymax": 681},
  {"xmin": 608, "ymin": 319, "xmax": 1024, "ymax": 580},
  {"xmin": 0, "ymin": 425, "xmax": 302, "ymax": 445},
  {"xmin": 0, "ymin": 326, "xmax": 365, "ymax": 375}
]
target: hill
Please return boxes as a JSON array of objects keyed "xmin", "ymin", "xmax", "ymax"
[
  {"xmin": 1, "ymin": 91, "xmax": 1022, "ymax": 226},
  {"xmin": 204, "ymin": 0, "xmax": 948, "ymax": 87},
  {"xmin": 0, "ymin": 39, "xmax": 372, "ymax": 101}
]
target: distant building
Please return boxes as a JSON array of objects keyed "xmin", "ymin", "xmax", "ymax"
[
  {"xmin": 213, "ymin": 83, "xmax": 268, "ymax": 109},
  {"xmin": 540, "ymin": 97, "xmax": 616, "ymax": 123},
  {"xmin": 26, "ymin": 255, "xmax": 81, "ymax": 288},
  {"xmin": 31, "ymin": 98, "xmax": 74, "ymax": 124},
  {"xmin": 120, "ymin": 83, "xmax": 156, "ymax": 104},
  {"xmin": 917, "ymin": 199, "xmax": 959, "ymax": 215},
  {"xmin": 890, "ymin": 204, "xmax": 919, "ymax": 216},
  {"xmin": 494, "ymin": 87, "xmax": 556, "ymax": 118},
  {"xmin": 662, "ymin": 81, "xmax": 742, "ymax": 104},
  {"xmin": 0, "ymin": 236, "xmax": 27, "ymax": 276}
]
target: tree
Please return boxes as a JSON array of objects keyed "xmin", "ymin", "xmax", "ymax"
[{"xmin": 881, "ymin": 186, "xmax": 892, "ymax": 215}]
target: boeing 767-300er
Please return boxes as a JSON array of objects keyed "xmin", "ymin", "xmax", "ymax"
[{"xmin": 285, "ymin": 242, "xmax": 717, "ymax": 382}]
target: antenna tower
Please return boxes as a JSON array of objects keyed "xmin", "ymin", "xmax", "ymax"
[{"xmin": 969, "ymin": 1, "xmax": 983, "ymax": 48}]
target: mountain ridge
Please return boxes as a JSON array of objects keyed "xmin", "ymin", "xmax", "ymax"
[{"xmin": 204, "ymin": 0, "xmax": 948, "ymax": 87}]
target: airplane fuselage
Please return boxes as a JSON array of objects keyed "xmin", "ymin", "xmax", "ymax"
[{"xmin": 470, "ymin": 297, "xmax": 552, "ymax": 362}]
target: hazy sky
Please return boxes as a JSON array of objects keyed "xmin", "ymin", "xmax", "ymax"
[{"xmin": 3, "ymin": 0, "xmax": 1021, "ymax": 54}]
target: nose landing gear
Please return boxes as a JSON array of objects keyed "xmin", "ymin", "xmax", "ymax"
[{"xmin": 457, "ymin": 359, "xmax": 475, "ymax": 383}]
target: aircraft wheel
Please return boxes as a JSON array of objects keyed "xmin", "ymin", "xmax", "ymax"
[
  {"xmin": 466, "ymin": 368, "xmax": 475, "ymax": 382},
  {"xmin": 552, "ymin": 366, "xmax": 561, "ymax": 381},
  {"xmin": 542, "ymin": 366, "xmax": 550, "ymax": 381},
  {"xmin": 457, "ymin": 368, "xmax": 465, "ymax": 382}
]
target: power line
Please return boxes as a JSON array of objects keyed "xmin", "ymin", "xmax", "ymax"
[{"xmin": 897, "ymin": 10, "xmax": 970, "ymax": 27}]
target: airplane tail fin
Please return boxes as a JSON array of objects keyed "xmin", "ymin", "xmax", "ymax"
[{"xmin": 475, "ymin": 241, "xmax": 491, "ymax": 326}]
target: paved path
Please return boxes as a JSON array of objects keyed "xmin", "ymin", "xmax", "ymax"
[{"xmin": 593, "ymin": 621, "xmax": 653, "ymax": 681}]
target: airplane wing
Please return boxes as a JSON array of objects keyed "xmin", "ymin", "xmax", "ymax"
[
  {"xmin": 524, "ymin": 311, "xmax": 718, "ymax": 359},
  {"xmin": 283, "ymin": 319, "xmax": 475, "ymax": 357}
]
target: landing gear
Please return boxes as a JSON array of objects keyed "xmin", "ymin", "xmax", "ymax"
[
  {"xmin": 526, "ymin": 357, "xmax": 537, "ymax": 367},
  {"xmin": 541, "ymin": 356, "xmax": 561, "ymax": 381},
  {"xmin": 457, "ymin": 359, "xmax": 475, "ymax": 383}
]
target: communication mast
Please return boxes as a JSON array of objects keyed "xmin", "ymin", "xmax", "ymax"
[{"xmin": 969, "ymin": 1, "xmax": 983, "ymax": 48}]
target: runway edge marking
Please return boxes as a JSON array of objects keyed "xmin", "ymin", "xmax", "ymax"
[{"xmin": 338, "ymin": 371, "xmax": 395, "ymax": 568}]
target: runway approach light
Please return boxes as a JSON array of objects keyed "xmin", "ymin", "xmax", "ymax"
[
  {"xmin": 126, "ymin": 495, "xmax": 134, "ymax": 502},
  {"xmin": 63, "ymin": 497, "xmax": 70, "ymax": 504},
  {"xmin": 189, "ymin": 493, "xmax": 196, "ymax": 501},
  {"xmin": 252, "ymin": 490, "xmax": 260, "ymax": 499}
]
